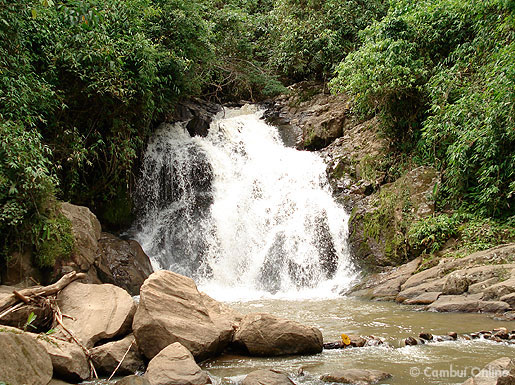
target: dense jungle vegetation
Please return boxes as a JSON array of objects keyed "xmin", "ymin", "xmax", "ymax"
[{"xmin": 0, "ymin": 0, "xmax": 514, "ymax": 267}]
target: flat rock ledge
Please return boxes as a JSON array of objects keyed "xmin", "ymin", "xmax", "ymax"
[
  {"xmin": 352, "ymin": 244, "xmax": 515, "ymax": 314},
  {"xmin": 321, "ymin": 369, "xmax": 392, "ymax": 385}
]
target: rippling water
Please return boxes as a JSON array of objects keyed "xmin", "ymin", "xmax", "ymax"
[{"xmin": 203, "ymin": 297, "xmax": 515, "ymax": 385}]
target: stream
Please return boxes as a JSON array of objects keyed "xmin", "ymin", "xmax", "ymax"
[{"xmin": 130, "ymin": 105, "xmax": 515, "ymax": 385}]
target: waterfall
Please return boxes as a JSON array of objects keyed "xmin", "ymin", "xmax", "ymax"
[{"xmin": 133, "ymin": 105, "xmax": 356, "ymax": 300}]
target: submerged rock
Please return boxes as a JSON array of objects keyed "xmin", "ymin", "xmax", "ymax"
[
  {"xmin": 320, "ymin": 369, "xmax": 392, "ymax": 384},
  {"xmin": 116, "ymin": 376, "xmax": 151, "ymax": 385},
  {"xmin": 133, "ymin": 270, "xmax": 235, "ymax": 361},
  {"xmin": 242, "ymin": 369, "xmax": 296, "ymax": 385},
  {"xmin": 233, "ymin": 312, "xmax": 323, "ymax": 356},
  {"xmin": 56, "ymin": 281, "xmax": 136, "ymax": 348},
  {"xmin": 0, "ymin": 326, "xmax": 53, "ymax": 385},
  {"xmin": 145, "ymin": 342, "xmax": 211, "ymax": 385}
]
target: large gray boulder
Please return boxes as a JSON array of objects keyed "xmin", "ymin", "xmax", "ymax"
[
  {"xmin": 96, "ymin": 232, "xmax": 153, "ymax": 295},
  {"xmin": 242, "ymin": 369, "xmax": 295, "ymax": 385},
  {"xmin": 145, "ymin": 342, "xmax": 211, "ymax": 385},
  {"xmin": 133, "ymin": 271, "xmax": 236, "ymax": 361},
  {"xmin": 462, "ymin": 357, "xmax": 515, "ymax": 384},
  {"xmin": 0, "ymin": 327, "xmax": 53, "ymax": 385},
  {"xmin": 233, "ymin": 313, "xmax": 323, "ymax": 356},
  {"xmin": 320, "ymin": 369, "xmax": 392, "ymax": 384},
  {"xmin": 90, "ymin": 334, "xmax": 144, "ymax": 375},
  {"xmin": 56, "ymin": 282, "xmax": 136, "ymax": 348}
]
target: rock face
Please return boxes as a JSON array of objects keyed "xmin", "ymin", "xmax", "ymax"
[
  {"xmin": 96, "ymin": 232, "xmax": 153, "ymax": 295},
  {"xmin": 265, "ymin": 82, "xmax": 353, "ymax": 150},
  {"xmin": 233, "ymin": 313, "xmax": 323, "ymax": 356},
  {"xmin": 58, "ymin": 202, "xmax": 102, "ymax": 283},
  {"xmin": 90, "ymin": 334, "xmax": 144, "ymax": 375},
  {"xmin": 172, "ymin": 99, "xmax": 222, "ymax": 138},
  {"xmin": 462, "ymin": 357, "xmax": 515, "ymax": 384},
  {"xmin": 57, "ymin": 281, "xmax": 136, "ymax": 348},
  {"xmin": 353, "ymin": 243, "xmax": 515, "ymax": 313},
  {"xmin": 133, "ymin": 271, "xmax": 236, "ymax": 361},
  {"xmin": 145, "ymin": 342, "xmax": 211, "ymax": 385},
  {"xmin": 320, "ymin": 369, "xmax": 392, "ymax": 384},
  {"xmin": 34, "ymin": 334, "xmax": 90, "ymax": 382},
  {"xmin": 0, "ymin": 327, "xmax": 53, "ymax": 385},
  {"xmin": 242, "ymin": 370, "xmax": 296, "ymax": 385}
]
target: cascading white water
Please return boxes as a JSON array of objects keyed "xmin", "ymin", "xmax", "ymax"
[{"xmin": 133, "ymin": 105, "xmax": 356, "ymax": 300}]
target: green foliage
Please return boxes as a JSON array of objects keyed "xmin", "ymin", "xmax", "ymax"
[
  {"xmin": 408, "ymin": 214, "xmax": 459, "ymax": 254},
  {"xmin": 33, "ymin": 209, "xmax": 74, "ymax": 268},
  {"xmin": 23, "ymin": 312, "xmax": 38, "ymax": 332},
  {"xmin": 408, "ymin": 213, "xmax": 515, "ymax": 258},
  {"xmin": 331, "ymin": 0, "xmax": 515, "ymax": 217},
  {"xmin": 269, "ymin": 0, "xmax": 388, "ymax": 80}
]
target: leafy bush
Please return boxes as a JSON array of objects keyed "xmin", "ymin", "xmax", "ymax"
[
  {"xmin": 331, "ymin": 0, "xmax": 514, "ymax": 217},
  {"xmin": 408, "ymin": 214, "xmax": 459, "ymax": 255}
]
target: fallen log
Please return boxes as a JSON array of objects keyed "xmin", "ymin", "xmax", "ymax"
[{"xmin": 0, "ymin": 271, "xmax": 86, "ymax": 314}]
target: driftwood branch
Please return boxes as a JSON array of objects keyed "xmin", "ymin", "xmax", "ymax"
[
  {"xmin": 0, "ymin": 271, "xmax": 86, "ymax": 314},
  {"xmin": 107, "ymin": 339, "xmax": 134, "ymax": 381}
]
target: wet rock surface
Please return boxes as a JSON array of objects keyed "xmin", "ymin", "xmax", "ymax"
[
  {"xmin": 96, "ymin": 232, "xmax": 153, "ymax": 295},
  {"xmin": 320, "ymin": 369, "xmax": 392, "ymax": 384},
  {"xmin": 233, "ymin": 312, "xmax": 323, "ymax": 356},
  {"xmin": 242, "ymin": 369, "xmax": 296, "ymax": 385}
]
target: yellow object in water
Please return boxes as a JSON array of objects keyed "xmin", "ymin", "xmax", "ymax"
[{"xmin": 341, "ymin": 333, "xmax": 351, "ymax": 346}]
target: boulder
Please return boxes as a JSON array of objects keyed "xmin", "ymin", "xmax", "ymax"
[
  {"xmin": 145, "ymin": 342, "xmax": 211, "ymax": 385},
  {"xmin": 200, "ymin": 292, "xmax": 241, "ymax": 342},
  {"xmin": 242, "ymin": 370, "xmax": 296, "ymax": 385},
  {"xmin": 482, "ymin": 278, "xmax": 515, "ymax": 301},
  {"xmin": 0, "ymin": 326, "xmax": 53, "ymax": 385},
  {"xmin": 427, "ymin": 295, "xmax": 481, "ymax": 313},
  {"xmin": 32, "ymin": 334, "xmax": 90, "ymax": 382},
  {"xmin": 462, "ymin": 357, "xmax": 515, "ymax": 384},
  {"xmin": 320, "ymin": 369, "xmax": 392, "ymax": 384},
  {"xmin": 116, "ymin": 375, "xmax": 151, "ymax": 385},
  {"xmin": 56, "ymin": 282, "xmax": 136, "ymax": 348},
  {"xmin": 396, "ymin": 278, "xmax": 446, "ymax": 303},
  {"xmin": 233, "ymin": 313, "xmax": 323, "ymax": 356},
  {"xmin": 133, "ymin": 270, "xmax": 232, "ymax": 361},
  {"xmin": 366, "ymin": 258, "xmax": 421, "ymax": 300},
  {"xmin": 404, "ymin": 291, "xmax": 441, "ymax": 305},
  {"xmin": 90, "ymin": 334, "xmax": 144, "ymax": 375},
  {"xmin": 500, "ymin": 293, "xmax": 515, "ymax": 307},
  {"xmin": 96, "ymin": 232, "xmax": 153, "ymax": 295},
  {"xmin": 58, "ymin": 203, "xmax": 102, "ymax": 282},
  {"xmin": 0, "ymin": 250, "xmax": 43, "ymax": 286}
]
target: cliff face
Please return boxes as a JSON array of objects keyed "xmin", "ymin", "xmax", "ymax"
[{"xmin": 265, "ymin": 82, "xmax": 439, "ymax": 271}]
